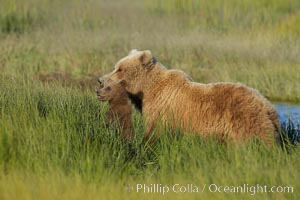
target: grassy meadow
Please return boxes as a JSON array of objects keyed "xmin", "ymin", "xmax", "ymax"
[{"xmin": 0, "ymin": 0, "xmax": 300, "ymax": 199}]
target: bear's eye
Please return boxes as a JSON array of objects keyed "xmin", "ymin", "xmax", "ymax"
[
  {"xmin": 106, "ymin": 86, "xmax": 111, "ymax": 91},
  {"xmin": 117, "ymin": 68, "xmax": 122, "ymax": 72}
]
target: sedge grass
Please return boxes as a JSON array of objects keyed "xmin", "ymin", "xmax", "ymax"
[{"xmin": 0, "ymin": 77, "xmax": 299, "ymax": 200}]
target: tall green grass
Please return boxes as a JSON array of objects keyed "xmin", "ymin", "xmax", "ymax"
[{"xmin": 0, "ymin": 78, "xmax": 299, "ymax": 200}]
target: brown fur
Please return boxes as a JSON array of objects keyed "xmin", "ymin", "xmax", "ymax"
[
  {"xmin": 101, "ymin": 50, "xmax": 280, "ymax": 145},
  {"xmin": 96, "ymin": 80, "xmax": 134, "ymax": 141}
]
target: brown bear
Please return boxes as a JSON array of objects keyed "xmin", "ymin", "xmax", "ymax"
[
  {"xmin": 100, "ymin": 49, "xmax": 280, "ymax": 145},
  {"xmin": 96, "ymin": 79, "xmax": 134, "ymax": 141}
]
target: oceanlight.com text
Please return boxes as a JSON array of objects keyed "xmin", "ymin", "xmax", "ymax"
[{"xmin": 127, "ymin": 183, "xmax": 294, "ymax": 196}]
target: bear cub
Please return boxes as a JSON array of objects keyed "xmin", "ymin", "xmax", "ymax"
[{"xmin": 96, "ymin": 79, "xmax": 133, "ymax": 141}]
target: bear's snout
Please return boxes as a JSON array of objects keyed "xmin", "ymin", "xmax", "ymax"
[
  {"xmin": 96, "ymin": 89, "xmax": 106, "ymax": 101},
  {"xmin": 96, "ymin": 89, "xmax": 103, "ymax": 97}
]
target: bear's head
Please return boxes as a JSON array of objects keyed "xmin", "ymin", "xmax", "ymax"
[
  {"xmin": 100, "ymin": 49, "xmax": 159, "ymax": 95},
  {"xmin": 96, "ymin": 79, "xmax": 127, "ymax": 103}
]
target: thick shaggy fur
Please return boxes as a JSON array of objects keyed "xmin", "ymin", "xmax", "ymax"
[
  {"xmin": 101, "ymin": 49, "xmax": 280, "ymax": 144},
  {"xmin": 96, "ymin": 80, "xmax": 133, "ymax": 141}
]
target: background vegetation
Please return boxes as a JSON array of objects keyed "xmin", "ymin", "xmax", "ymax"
[{"xmin": 0, "ymin": 0, "xmax": 299, "ymax": 199}]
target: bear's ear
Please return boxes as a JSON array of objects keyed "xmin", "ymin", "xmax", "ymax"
[
  {"xmin": 128, "ymin": 49, "xmax": 138, "ymax": 55},
  {"xmin": 139, "ymin": 50, "xmax": 156, "ymax": 69}
]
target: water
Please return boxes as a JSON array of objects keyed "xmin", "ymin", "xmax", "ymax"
[
  {"xmin": 274, "ymin": 103, "xmax": 300, "ymax": 144},
  {"xmin": 274, "ymin": 103, "xmax": 300, "ymax": 124}
]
